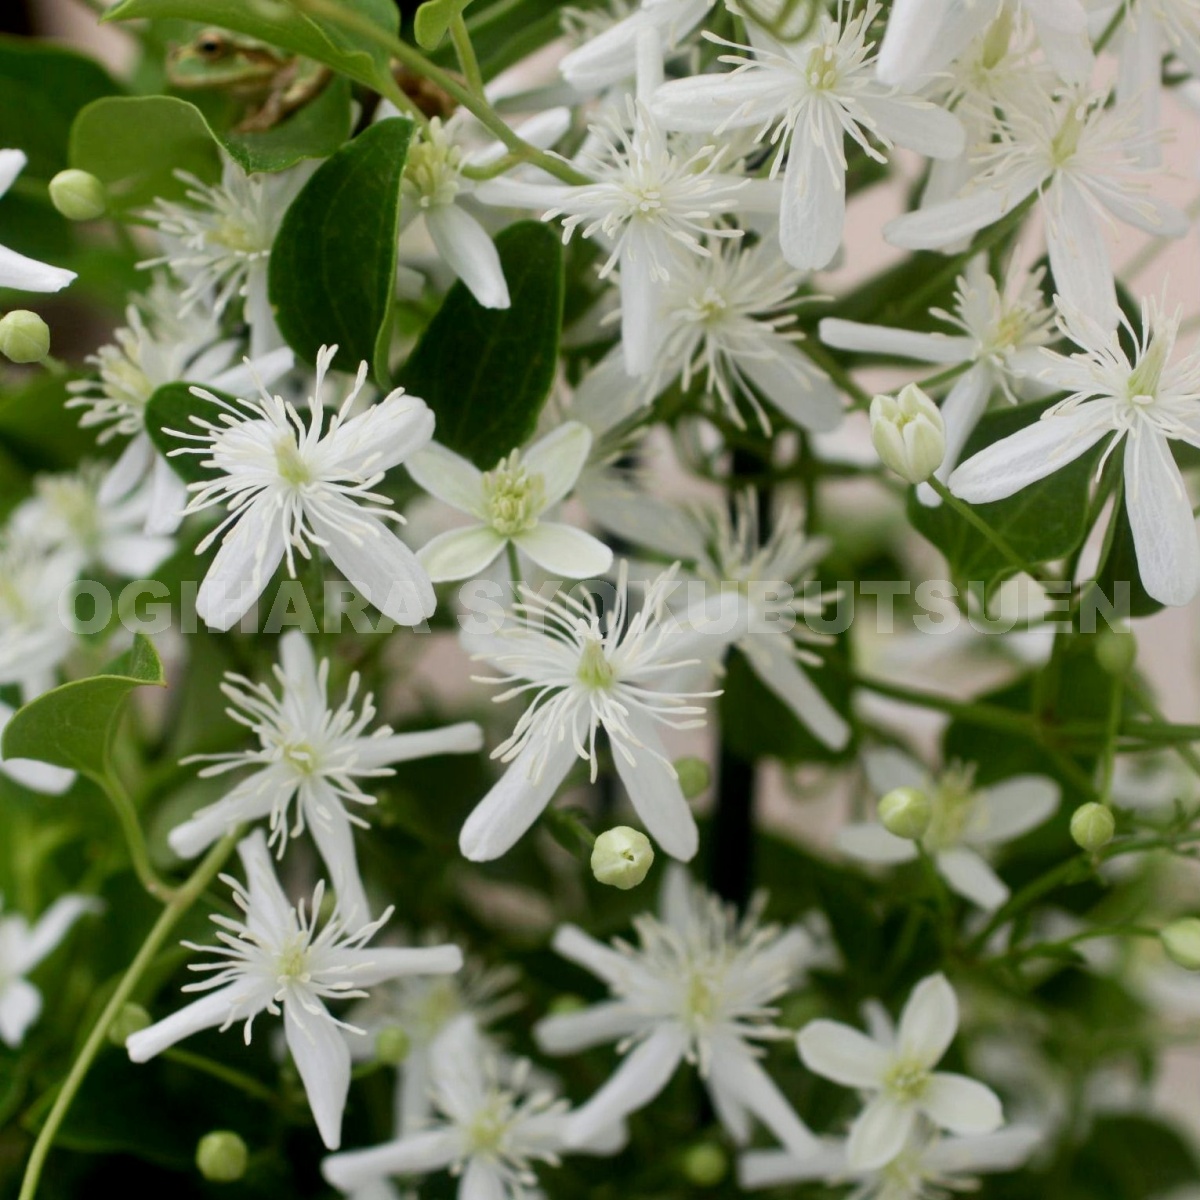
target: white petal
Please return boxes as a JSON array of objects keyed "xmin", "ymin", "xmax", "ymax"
[
  {"xmin": 144, "ymin": 456, "xmax": 189, "ymax": 534},
  {"xmin": 740, "ymin": 341, "xmax": 844, "ymax": 433},
  {"xmin": 418, "ymin": 524, "xmax": 505, "ymax": 582},
  {"xmin": 710, "ymin": 1039, "xmax": 819, "ymax": 1157},
  {"xmin": 1124, "ymin": 428, "xmax": 1200, "ymax": 607},
  {"xmin": 0, "ymin": 978, "xmax": 42, "ymax": 1048},
  {"xmin": 741, "ymin": 637, "xmax": 849, "ymax": 749},
  {"xmin": 1098, "ymin": 187, "xmax": 1188, "ymax": 239},
  {"xmin": 0, "ymin": 243, "xmax": 75, "ymax": 293},
  {"xmin": 780, "ymin": 114, "xmax": 846, "ymax": 271},
  {"xmin": 535, "ymin": 1000, "xmax": 642, "ymax": 1055},
  {"xmin": 611, "ymin": 712, "xmax": 698, "ymax": 861},
  {"xmin": 354, "ymin": 722, "xmax": 483, "ymax": 770},
  {"xmin": 897, "ymin": 972, "xmax": 957, "ymax": 1067},
  {"xmin": 405, "ymin": 443, "xmax": 485, "ymax": 516},
  {"xmin": 846, "ymin": 1094, "xmax": 917, "ymax": 1171},
  {"xmin": 459, "ymin": 1158, "xmax": 507, "ymax": 1200},
  {"xmin": 19, "ymin": 894, "xmax": 102, "ymax": 972},
  {"xmin": 1030, "ymin": 0, "xmax": 1094, "ymax": 84},
  {"xmin": 352, "ymin": 944, "xmax": 463, "ymax": 988},
  {"xmin": 618, "ymin": 228, "xmax": 666, "ymax": 375},
  {"xmin": 99, "ymin": 435, "xmax": 154, "ymax": 505},
  {"xmin": 425, "ymin": 204, "xmax": 510, "ymax": 310},
  {"xmin": 650, "ymin": 71, "xmax": 791, "ymax": 132},
  {"xmin": 1, "ymin": 755, "xmax": 75, "ymax": 795},
  {"xmin": 918, "ymin": 362, "xmax": 995, "ymax": 505},
  {"xmin": 862, "ymin": 746, "xmax": 926, "ymax": 795},
  {"xmin": 196, "ymin": 496, "xmax": 286, "ymax": 632},
  {"xmin": 836, "ymin": 822, "xmax": 918, "ymax": 864},
  {"xmin": 210, "ymin": 345, "xmax": 295, "ymax": 394},
  {"xmin": 921, "ymin": 1072, "xmax": 1004, "ymax": 1134},
  {"xmin": 514, "ymin": 522, "xmax": 613, "ymax": 579},
  {"xmin": 549, "ymin": 924, "xmax": 631, "ymax": 988},
  {"xmin": 819, "ymin": 318, "xmax": 973, "ymax": 365},
  {"xmin": 967, "ymin": 776, "xmax": 1059, "ymax": 846},
  {"xmin": 739, "ymin": 1143, "xmax": 851, "ymax": 1188},
  {"xmin": 323, "ymin": 394, "xmax": 434, "ymax": 475},
  {"xmin": 322, "ymin": 1129, "xmax": 462, "ymax": 1190},
  {"xmin": 563, "ymin": 1024, "xmax": 688, "ymax": 1147},
  {"xmin": 126, "ymin": 985, "xmax": 249, "ymax": 1062},
  {"xmin": 924, "ymin": 1126, "xmax": 1041, "ymax": 1174},
  {"xmin": 459, "ymin": 734, "xmax": 578, "ymax": 861},
  {"xmin": 876, "ymin": 0, "xmax": 960, "ymax": 85},
  {"xmin": 859, "ymin": 95, "xmax": 964, "ymax": 160},
  {"xmin": 935, "ymin": 846, "xmax": 1010, "ymax": 910},
  {"xmin": 317, "ymin": 511, "xmax": 436, "ymax": 626},
  {"xmin": 168, "ymin": 772, "xmax": 281, "ymax": 860},
  {"xmin": 304, "ymin": 784, "xmax": 369, "ymax": 924},
  {"xmin": 796, "ymin": 1020, "xmax": 889, "ymax": 1087},
  {"xmin": 570, "ymin": 345, "xmax": 651, "ymax": 435},
  {"xmin": 948, "ymin": 407, "xmax": 1111, "ymax": 503},
  {"xmin": 523, "ymin": 421, "xmax": 592, "ymax": 507},
  {"xmin": 285, "ymin": 1000, "xmax": 352, "ymax": 1150},
  {"xmin": 884, "ymin": 175, "xmax": 1038, "ymax": 251},
  {"xmin": 1045, "ymin": 183, "xmax": 1118, "ymax": 331},
  {"xmin": 0, "ymin": 149, "xmax": 28, "ymax": 197}
]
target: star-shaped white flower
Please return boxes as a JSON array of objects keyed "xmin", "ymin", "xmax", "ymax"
[
  {"xmin": 169, "ymin": 630, "xmax": 483, "ymax": 921},
  {"xmin": 407, "ymin": 421, "xmax": 612, "ymax": 582},
  {"xmin": 0, "ymin": 895, "xmax": 99, "ymax": 1046},
  {"xmin": 126, "ymin": 830, "xmax": 464, "ymax": 1151},
  {"xmin": 838, "ymin": 747, "xmax": 1059, "ymax": 910},
  {"xmin": 534, "ymin": 867, "xmax": 822, "ymax": 1157},
  {"xmin": 0, "ymin": 150, "xmax": 75, "ymax": 293},
  {"xmin": 949, "ymin": 297, "xmax": 1200, "ymax": 606},
  {"xmin": 172, "ymin": 345, "xmax": 437, "ymax": 631},
  {"xmin": 797, "ymin": 973, "xmax": 1004, "ymax": 1171},
  {"xmin": 650, "ymin": 1, "xmax": 965, "ymax": 271},
  {"xmin": 459, "ymin": 563, "xmax": 722, "ymax": 862}
]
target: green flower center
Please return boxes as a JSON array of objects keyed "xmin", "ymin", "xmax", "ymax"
[
  {"xmin": 482, "ymin": 453, "xmax": 545, "ymax": 536},
  {"xmin": 883, "ymin": 1058, "xmax": 931, "ymax": 1103},
  {"xmin": 806, "ymin": 42, "xmax": 841, "ymax": 92},
  {"xmin": 576, "ymin": 636, "xmax": 616, "ymax": 690},
  {"xmin": 275, "ymin": 936, "xmax": 312, "ymax": 986},
  {"xmin": 922, "ymin": 764, "xmax": 977, "ymax": 851},
  {"xmin": 274, "ymin": 436, "xmax": 312, "ymax": 487},
  {"xmin": 405, "ymin": 118, "xmax": 463, "ymax": 208}
]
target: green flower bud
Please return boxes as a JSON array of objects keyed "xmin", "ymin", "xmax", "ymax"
[
  {"xmin": 681, "ymin": 1141, "xmax": 728, "ymax": 1188},
  {"xmin": 195, "ymin": 1131, "xmax": 248, "ymax": 1183},
  {"xmin": 1095, "ymin": 629, "xmax": 1137, "ymax": 677},
  {"xmin": 48, "ymin": 169, "xmax": 107, "ymax": 221},
  {"xmin": 547, "ymin": 993, "xmax": 586, "ymax": 1016},
  {"xmin": 0, "ymin": 310, "xmax": 50, "ymax": 364},
  {"xmin": 375, "ymin": 1025, "xmax": 411, "ymax": 1065},
  {"xmin": 1070, "ymin": 802, "xmax": 1115, "ymax": 852},
  {"xmin": 107, "ymin": 1002, "xmax": 151, "ymax": 1046},
  {"xmin": 870, "ymin": 383, "xmax": 945, "ymax": 485},
  {"xmin": 1161, "ymin": 918, "xmax": 1200, "ymax": 970},
  {"xmin": 878, "ymin": 786, "xmax": 932, "ymax": 840},
  {"xmin": 675, "ymin": 756, "xmax": 711, "ymax": 799},
  {"xmin": 590, "ymin": 825, "xmax": 654, "ymax": 890}
]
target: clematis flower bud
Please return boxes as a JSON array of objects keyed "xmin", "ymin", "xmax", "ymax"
[
  {"xmin": 878, "ymin": 786, "xmax": 932, "ymax": 840},
  {"xmin": 196, "ymin": 1131, "xmax": 248, "ymax": 1182},
  {"xmin": 591, "ymin": 826, "xmax": 654, "ymax": 889},
  {"xmin": 674, "ymin": 756, "xmax": 711, "ymax": 799},
  {"xmin": 870, "ymin": 383, "xmax": 945, "ymax": 485},
  {"xmin": 1162, "ymin": 918, "xmax": 1200, "ymax": 970},
  {"xmin": 0, "ymin": 310, "xmax": 50, "ymax": 364},
  {"xmin": 49, "ymin": 169, "xmax": 107, "ymax": 221},
  {"xmin": 107, "ymin": 1002, "xmax": 151, "ymax": 1046},
  {"xmin": 1070, "ymin": 802, "xmax": 1115, "ymax": 851},
  {"xmin": 375, "ymin": 1026, "xmax": 411, "ymax": 1065},
  {"xmin": 681, "ymin": 1141, "xmax": 728, "ymax": 1187}
]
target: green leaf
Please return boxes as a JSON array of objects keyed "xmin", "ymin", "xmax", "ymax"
[
  {"xmin": 1066, "ymin": 1115, "xmax": 1200, "ymax": 1200},
  {"xmin": 0, "ymin": 35, "xmax": 120, "ymax": 179},
  {"xmin": 909, "ymin": 397, "xmax": 1099, "ymax": 586},
  {"xmin": 269, "ymin": 116, "xmax": 413, "ymax": 381},
  {"xmin": 69, "ymin": 96, "xmax": 221, "ymax": 210},
  {"xmin": 2, "ymin": 635, "xmax": 166, "ymax": 780},
  {"xmin": 415, "ymin": 0, "xmax": 474, "ymax": 49},
  {"xmin": 105, "ymin": 0, "xmax": 400, "ymax": 94},
  {"xmin": 399, "ymin": 221, "xmax": 564, "ymax": 468},
  {"xmin": 144, "ymin": 381, "xmax": 234, "ymax": 485}
]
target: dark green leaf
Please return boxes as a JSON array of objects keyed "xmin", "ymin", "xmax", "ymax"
[
  {"xmin": 398, "ymin": 220, "xmax": 563, "ymax": 468},
  {"xmin": 269, "ymin": 116, "xmax": 413, "ymax": 381},
  {"xmin": 144, "ymin": 381, "xmax": 235, "ymax": 485},
  {"xmin": 105, "ymin": 0, "xmax": 400, "ymax": 94},
  {"xmin": 909, "ymin": 398, "xmax": 1099, "ymax": 586},
  {"xmin": 414, "ymin": 0, "xmax": 474, "ymax": 49},
  {"xmin": 2, "ymin": 635, "xmax": 165, "ymax": 780},
  {"xmin": 1067, "ymin": 1115, "xmax": 1200, "ymax": 1200}
]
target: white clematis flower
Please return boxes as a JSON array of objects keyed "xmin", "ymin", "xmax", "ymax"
[
  {"xmin": 741, "ymin": 1125, "xmax": 1041, "ymax": 1196},
  {"xmin": 535, "ymin": 867, "xmax": 822, "ymax": 1157},
  {"xmin": 649, "ymin": 1, "xmax": 965, "ymax": 271},
  {"xmin": 0, "ymin": 150, "xmax": 75, "ymax": 293},
  {"xmin": 406, "ymin": 421, "xmax": 613, "ymax": 582},
  {"xmin": 459, "ymin": 563, "xmax": 723, "ymax": 862},
  {"xmin": 0, "ymin": 895, "xmax": 100, "ymax": 1046},
  {"xmin": 324, "ymin": 1014, "xmax": 621, "ymax": 1200},
  {"xmin": 950, "ymin": 297, "xmax": 1200, "ymax": 607},
  {"xmin": 885, "ymin": 88, "xmax": 1188, "ymax": 332},
  {"xmin": 797, "ymin": 973, "xmax": 1004, "ymax": 1171},
  {"xmin": 820, "ymin": 257, "xmax": 1055, "ymax": 503},
  {"xmin": 838, "ymin": 747, "xmax": 1059, "ymax": 910},
  {"xmin": 173, "ymin": 345, "xmax": 437, "ymax": 631},
  {"xmin": 876, "ymin": 0, "xmax": 1093, "ymax": 89},
  {"xmin": 68, "ymin": 276, "xmax": 293, "ymax": 533},
  {"xmin": 169, "ymin": 630, "xmax": 483, "ymax": 921},
  {"xmin": 126, "ymin": 830, "xmax": 463, "ymax": 1151}
]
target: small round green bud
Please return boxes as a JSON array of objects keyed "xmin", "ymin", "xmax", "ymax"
[
  {"xmin": 547, "ymin": 993, "xmax": 586, "ymax": 1016},
  {"xmin": 591, "ymin": 825, "xmax": 654, "ymax": 890},
  {"xmin": 1095, "ymin": 629, "xmax": 1137, "ymax": 677},
  {"xmin": 681, "ymin": 1141, "xmax": 728, "ymax": 1188},
  {"xmin": 0, "ymin": 310, "xmax": 50, "ymax": 364},
  {"xmin": 195, "ymin": 1131, "xmax": 248, "ymax": 1183},
  {"xmin": 375, "ymin": 1025, "xmax": 411, "ymax": 1066},
  {"xmin": 877, "ymin": 786, "xmax": 932, "ymax": 840},
  {"xmin": 107, "ymin": 1002, "xmax": 151, "ymax": 1046},
  {"xmin": 48, "ymin": 169, "xmax": 107, "ymax": 221},
  {"xmin": 1070, "ymin": 802, "xmax": 1115, "ymax": 852},
  {"xmin": 1161, "ymin": 918, "xmax": 1200, "ymax": 970},
  {"xmin": 675, "ymin": 756, "xmax": 711, "ymax": 799}
]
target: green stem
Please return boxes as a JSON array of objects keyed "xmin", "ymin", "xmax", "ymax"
[
  {"xmin": 1093, "ymin": 4, "xmax": 1126, "ymax": 53},
  {"xmin": 162, "ymin": 1048, "xmax": 282, "ymax": 1107},
  {"xmin": 928, "ymin": 478, "xmax": 1042, "ymax": 581},
  {"xmin": 449, "ymin": 14, "xmax": 484, "ymax": 96},
  {"xmin": 18, "ymin": 831, "xmax": 240, "ymax": 1200},
  {"xmin": 799, "ymin": 339, "xmax": 873, "ymax": 409},
  {"xmin": 505, "ymin": 541, "xmax": 523, "ymax": 596},
  {"xmin": 98, "ymin": 769, "xmax": 175, "ymax": 903}
]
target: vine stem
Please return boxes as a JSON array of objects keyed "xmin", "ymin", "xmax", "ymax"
[
  {"xmin": 99, "ymin": 769, "xmax": 175, "ymax": 903},
  {"xmin": 18, "ymin": 831, "xmax": 241, "ymax": 1200}
]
